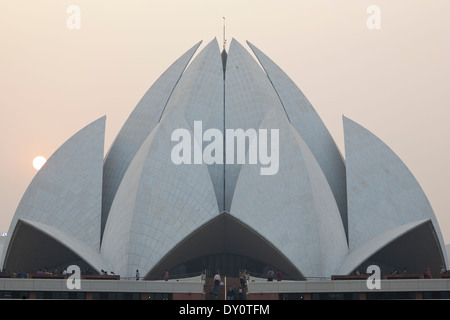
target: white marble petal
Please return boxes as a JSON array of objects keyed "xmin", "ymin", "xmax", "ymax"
[
  {"xmin": 101, "ymin": 107, "xmax": 219, "ymax": 278},
  {"xmin": 101, "ymin": 42, "xmax": 201, "ymax": 234},
  {"xmin": 230, "ymin": 109, "xmax": 348, "ymax": 278},
  {"xmin": 344, "ymin": 116, "xmax": 448, "ymax": 267},
  {"xmin": 1, "ymin": 116, "xmax": 105, "ymax": 268},
  {"xmin": 247, "ymin": 41, "xmax": 347, "ymax": 234}
]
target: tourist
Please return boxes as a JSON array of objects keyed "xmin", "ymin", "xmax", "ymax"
[
  {"xmin": 212, "ymin": 284, "xmax": 219, "ymax": 300},
  {"xmin": 238, "ymin": 286, "xmax": 244, "ymax": 300},
  {"xmin": 276, "ymin": 270, "xmax": 282, "ymax": 281},
  {"xmin": 227, "ymin": 288, "xmax": 234, "ymax": 300},
  {"xmin": 267, "ymin": 268, "xmax": 274, "ymax": 281},
  {"xmin": 239, "ymin": 269, "xmax": 245, "ymax": 287},
  {"xmin": 214, "ymin": 272, "xmax": 221, "ymax": 287}
]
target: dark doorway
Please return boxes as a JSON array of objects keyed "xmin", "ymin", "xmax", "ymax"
[{"xmin": 146, "ymin": 212, "xmax": 304, "ymax": 280}]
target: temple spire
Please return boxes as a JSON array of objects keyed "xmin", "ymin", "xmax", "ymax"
[
  {"xmin": 222, "ymin": 17, "xmax": 227, "ymax": 50},
  {"xmin": 221, "ymin": 17, "xmax": 228, "ymax": 74}
]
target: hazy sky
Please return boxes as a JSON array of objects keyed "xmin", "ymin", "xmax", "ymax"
[{"xmin": 1, "ymin": 1, "xmax": 449, "ymax": 243}]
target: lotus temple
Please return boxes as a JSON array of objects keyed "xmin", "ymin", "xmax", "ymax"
[{"xmin": 0, "ymin": 38, "xmax": 449, "ymax": 299}]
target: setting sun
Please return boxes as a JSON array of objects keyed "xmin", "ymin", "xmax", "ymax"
[{"xmin": 32, "ymin": 156, "xmax": 46, "ymax": 170}]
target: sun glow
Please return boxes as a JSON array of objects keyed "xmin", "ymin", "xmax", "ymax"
[{"xmin": 33, "ymin": 156, "xmax": 47, "ymax": 170}]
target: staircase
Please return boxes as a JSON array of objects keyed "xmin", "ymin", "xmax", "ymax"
[{"xmin": 204, "ymin": 277, "xmax": 246, "ymax": 300}]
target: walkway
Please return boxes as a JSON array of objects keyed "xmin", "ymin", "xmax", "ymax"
[{"xmin": 204, "ymin": 276, "xmax": 246, "ymax": 300}]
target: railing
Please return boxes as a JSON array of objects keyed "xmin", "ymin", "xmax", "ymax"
[
  {"xmin": 247, "ymin": 271, "xmax": 450, "ymax": 281},
  {"xmin": 331, "ymin": 275, "xmax": 368, "ymax": 280},
  {"xmin": 29, "ymin": 273, "xmax": 120, "ymax": 280},
  {"xmin": 331, "ymin": 272, "xmax": 450, "ymax": 280},
  {"xmin": 0, "ymin": 272, "xmax": 122, "ymax": 280},
  {"xmin": 1, "ymin": 270, "xmax": 207, "ymax": 282},
  {"xmin": 123, "ymin": 270, "xmax": 206, "ymax": 281},
  {"xmin": 245, "ymin": 271, "xmax": 329, "ymax": 282}
]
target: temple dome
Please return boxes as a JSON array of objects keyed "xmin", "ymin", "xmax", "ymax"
[{"xmin": 1, "ymin": 39, "xmax": 447, "ymax": 279}]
